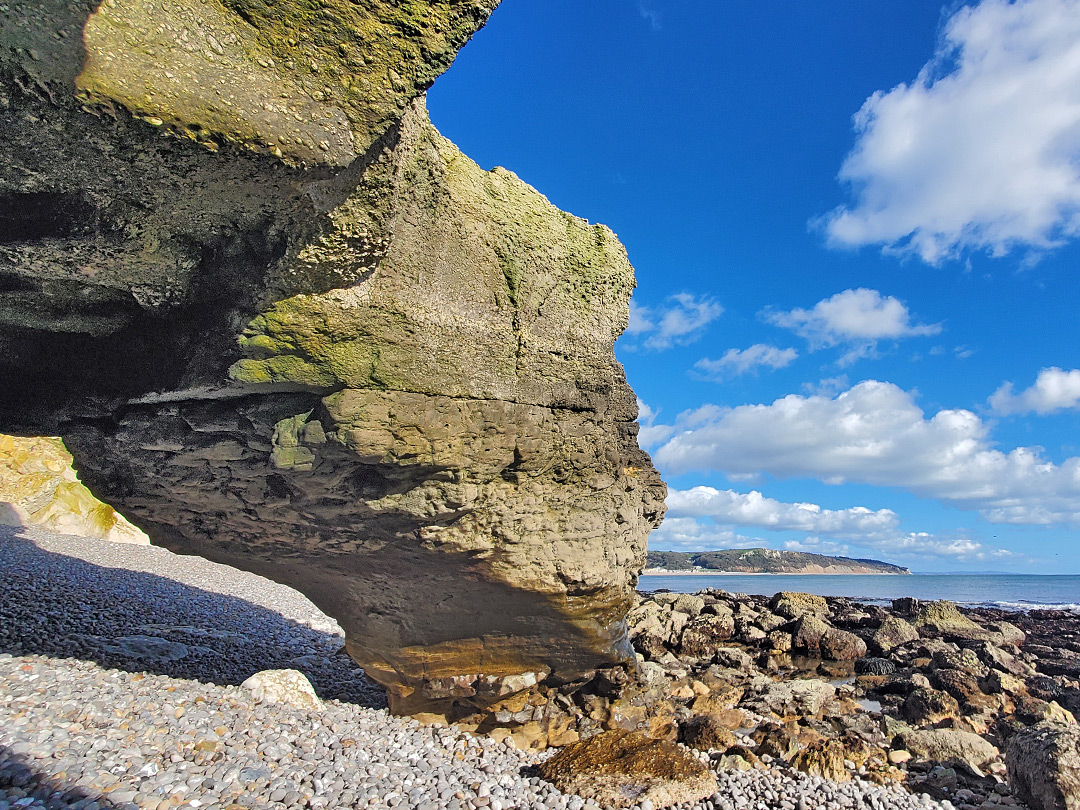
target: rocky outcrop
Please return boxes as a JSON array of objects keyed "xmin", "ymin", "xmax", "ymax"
[
  {"xmin": 1007, "ymin": 722, "xmax": 1080, "ymax": 810},
  {"xmin": 0, "ymin": 434, "xmax": 148, "ymax": 544},
  {"xmin": 0, "ymin": 0, "xmax": 665, "ymax": 714}
]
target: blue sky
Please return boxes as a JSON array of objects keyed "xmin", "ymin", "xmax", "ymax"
[{"xmin": 428, "ymin": 0, "xmax": 1080, "ymax": 573}]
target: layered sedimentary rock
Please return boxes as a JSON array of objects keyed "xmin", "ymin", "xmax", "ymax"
[{"xmin": 0, "ymin": 0, "xmax": 666, "ymax": 713}]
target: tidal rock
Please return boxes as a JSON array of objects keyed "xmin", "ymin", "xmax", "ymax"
[
  {"xmin": 791, "ymin": 740, "xmax": 850, "ymax": 782},
  {"xmin": 872, "ymin": 616, "xmax": 920, "ymax": 653},
  {"xmin": 820, "ymin": 628, "xmax": 868, "ymax": 661},
  {"xmin": 770, "ymin": 591, "xmax": 829, "ymax": 620},
  {"xmin": 915, "ymin": 601, "xmax": 987, "ymax": 640},
  {"xmin": 856, "ymin": 657, "xmax": 897, "ymax": 676},
  {"xmin": 242, "ymin": 669, "xmax": 322, "ymax": 711},
  {"xmin": 1007, "ymin": 721, "xmax": 1080, "ymax": 810},
  {"xmin": 747, "ymin": 678, "xmax": 836, "ymax": 719},
  {"xmin": 536, "ymin": 729, "xmax": 718, "ymax": 809},
  {"xmin": 898, "ymin": 728, "xmax": 999, "ymax": 770},
  {"xmin": 679, "ymin": 715, "xmax": 735, "ymax": 752},
  {"xmin": 901, "ymin": 687, "xmax": 961, "ymax": 726},
  {"xmin": 0, "ymin": 0, "xmax": 666, "ymax": 713}
]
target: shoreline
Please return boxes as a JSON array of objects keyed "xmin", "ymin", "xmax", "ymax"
[{"xmin": 641, "ymin": 570, "xmax": 911, "ymax": 576}]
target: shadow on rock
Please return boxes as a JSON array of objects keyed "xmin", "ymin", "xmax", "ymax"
[{"xmin": 0, "ymin": 526, "xmax": 386, "ymax": 708}]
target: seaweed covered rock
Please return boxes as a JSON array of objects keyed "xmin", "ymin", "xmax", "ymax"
[
  {"xmin": 0, "ymin": 0, "xmax": 665, "ymax": 715},
  {"xmin": 537, "ymin": 729, "xmax": 718, "ymax": 809}
]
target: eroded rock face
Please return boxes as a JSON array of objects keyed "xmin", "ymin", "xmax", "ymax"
[{"xmin": 0, "ymin": 0, "xmax": 666, "ymax": 714}]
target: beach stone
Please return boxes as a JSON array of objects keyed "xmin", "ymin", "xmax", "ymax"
[
  {"xmin": 898, "ymin": 729, "xmax": 999, "ymax": 770},
  {"xmin": 536, "ymin": 729, "xmax": 718, "ymax": 809},
  {"xmin": 791, "ymin": 740, "xmax": 850, "ymax": 782},
  {"xmin": 902, "ymin": 688, "xmax": 961, "ymax": 726},
  {"xmin": 915, "ymin": 601, "xmax": 987, "ymax": 640},
  {"xmin": 241, "ymin": 669, "xmax": 322, "ymax": 711},
  {"xmin": 770, "ymin": 592, "xmax": 828, "ymax": 621},
  {"xmin": 820, "ymin": 628, "xmax": 867, "ymax": 661},
  {"xmin": 748, "ymin": 678, "xmax": 836, "ymax": 719},
  {"xmin": 1007, "ymin": 721, "xmax": 1080, "ymax": 810},
  {"xmin": 791, "ymin": 614, "xmax": 831, "ymax": 654},
  {"xmin": 872, "ymin": 616, "xmax": 920, "ymax": 653},
  {"xmin": 678, "ymin": 716, "xmax": 735, "ymax": 752},
  {"xmin": 856, "ymin": 657, "xmax": 897, "ymax": 676}
]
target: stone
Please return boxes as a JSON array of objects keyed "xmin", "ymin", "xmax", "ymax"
[
  {"xmin": 872, "ymin": 616, "xmax": 920, "ymax": 653},
  {"xmin": 791, "ymin": 740, "xmax": 850, "ymax": 782},
  {"xmin": 820, "ymin": 628, "xmax": 867, "ymax": 661},
  {"xmin": 898, "ymin": 729, "xmax": 999, "ymax": 770},
  {"xmin": 746, "ymin": 678, "xmax": 836, "ymax": 719},
  {"xmin": 914, "ymin": 601, "xmax": 987, "ymax": 640},
  {"xmin": 1007, "ymin": 721, "xmax": 1080, "ymax": 810},
  {"xmin": 855, "ymin": 657, "xmax": 897, "ymax": 676},
  {"xmin": 902, "ymin": 688, "xmax": 961, "ymax": 726},
  {"xmin": 0, "ymin": 0, "xmax": 666, "ymax": 714},
  {"xmin": 770, "ymin": 592, "xmax": 828, "ymax": 621},
  {"xmin": 536, "ymin": 730, "xmax": 718, "ymax": 809},
  {"xmin": 678, "ymin": 716, "xmax": 735, "ymax": 752},
  {"xmin": 791, "ymin": 614, "xmax": 831, "ymax": 654},
  {"xmin": 242, "ymin": 669, "xmax": 322, "ymax": 711}
]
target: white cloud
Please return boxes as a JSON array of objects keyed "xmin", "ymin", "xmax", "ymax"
[
  {"xmin": 624, "ymin": 293, "xmax": 722, "ymax": 350},
  {"xmin": 695, "ymin": 345, "xmax": 798, "ymax": 379},
  {"xmin": 652, "ymin": 379, "xmax": 1080, "ymax": 525},
  {"xmin": 765, "ymin": 289, "xmax": 941, "ymax": 345},
  {"xmin": 822, "ymin": 0, "xmax": 1080, "ymax": 263},
  {"xmin": 990, "ymin": 367, "xmax": 1080, "ymax": 414},
  {"xmin": 667, "ymin": 486, "xmax": 898, "ymax": 538},
  {"xmin": 636, "ymin": 398, "xmax": 676, "ymax": 447}
]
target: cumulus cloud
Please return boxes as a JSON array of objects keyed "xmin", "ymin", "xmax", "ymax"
[
  {"xmin": 822, "ymin": 0, "xmax": 1080, "ymax": 263},
  {"xmin": 624, "ymin": 294, "xmax": 722, "ymax": 350},
  {"xmin": 990, "ymin": 367, "xmax": 1080, "ymax": 415},
  {"xmin": 652, "ymin": 379, "xmax": 1080, "ymax": 525},
  {"xmin": 667, "ymin": 486, "xmax": 898, "ymax": 538},
  {"xmin": 694, "ymin": 345, "xmax": 798, "ymax": 379},
  {"xmin": 765, "ymin": 289, "xmax": 941, "ymax": 345}
]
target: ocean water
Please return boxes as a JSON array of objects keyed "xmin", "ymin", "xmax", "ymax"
[{"xmin": 638, "ymin": 573, "xmax": 1080, "ymax": 612}]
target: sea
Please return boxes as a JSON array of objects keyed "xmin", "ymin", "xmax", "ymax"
[{"xmin": 638, "ymin": 573, "xmax": 1080, "ymax": 613}]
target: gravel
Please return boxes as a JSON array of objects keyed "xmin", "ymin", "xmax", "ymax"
[{"xmin": 0, "ymin": 526, "xmax": 954, "ymax": 810}]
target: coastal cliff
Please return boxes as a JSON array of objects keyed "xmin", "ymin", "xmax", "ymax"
[
  {"xmin": 645, "ymin": 549, "xmax": 911, "ymax": 575},
  {"xmin": 0, "ymin": 0, "xmax": 666, "ymax": 715}
]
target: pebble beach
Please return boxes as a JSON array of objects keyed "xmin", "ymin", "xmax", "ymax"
[{"xmin": 1, "ymin": 526, "xmax": 962, "ymax": 810}]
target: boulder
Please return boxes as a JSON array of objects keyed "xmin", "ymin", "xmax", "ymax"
[
  {"xmin": 901, "ymin": 688, "xmax": 960, "ymax": 726},
  {"xmin": 898, "ymin": 728, "xmax": 999, "ymax": 770},
  {"xmin": 747, "ymin": 678, "xmax": 836, "ymax": 719},
  {"xmin": 1008, "ymin": 721, "xmax": 1080, "ymax": 810},
  {"xmin": 791, "ymin": 740, "xmax": 850, "ymax": 782},
  {"xmin": 679, "ymin": 716, "xmax": 735, "ymax": 752},
  {"xmin": 242, "ymin": 669, "xmax": 322, "ymax": 711},
  {"xmin": 820, "ymin": 628, "xmax": 868, "ymax": 661},
  {"xmin": 915, "ymin": 601, "xmax": 987, "ymax": 640},
  {"xmin": 855, "ymin": 657, "xmax": 897, "ymax": 676},
  {"xmin": 871, "ymin": 616, "xmax": 920, "ymax": 653},
  {"xmin": 0, "ymin": 0, "xmax": 666, "ymax": 714},
  {"xmin": 537, "ymin": 729, "xmax": 718, "ymax": 809},
  {"xmin": 770, "ymin": 592, "xmax": 829, "ymax": 621},
  {"xmin": 791, "ymin": 614, "xmax": 831, "ymax": 653}
]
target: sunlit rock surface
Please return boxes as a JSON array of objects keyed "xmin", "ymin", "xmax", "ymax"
[{"xmin": 0, "ymin": 0, "xmax": 666, "ymax": 713}]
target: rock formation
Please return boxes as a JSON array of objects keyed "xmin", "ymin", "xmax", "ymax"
[{"xmin": 0, "ymin": 0, "xmax": 666, "ymax": 714}]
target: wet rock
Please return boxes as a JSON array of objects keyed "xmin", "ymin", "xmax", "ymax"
[
  {"xmin": 791, "ymin": 739, "xmax": 849, "ymax": 781},
  {"xmin": 770, "ymin": 592, "xmax": 829, "ymax": 621},
  {"xmin": 536, "ymin": 729, "xmax": 718, "ymax": 809},
  {"xmin": 871, "ymin": 615, "xmax": 920, "ymax": 654},
  {"xmin": 1007, "ymin": 721, "xmax": 1080, "ymax": 810},
  {"xmin": 791, "ymin": 614, "xmax": 831, "ymax": 654},
  {"xmin": 856, "ymin": 657, "xmax": 897, "ymax": 676},
  {"xmin": 679, "ymin": 715, "xmax": 735, "ymax": 752},
  {"xmin": 820, "ymin": 628, "xmax": 867, "ymax": 661}
]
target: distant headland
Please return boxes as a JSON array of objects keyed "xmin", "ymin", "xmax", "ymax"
[{"xmin": 644, "ymin": 547, "xmax": 911, "ymax": 575}]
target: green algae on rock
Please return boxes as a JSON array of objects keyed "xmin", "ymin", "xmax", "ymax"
[{"xmin": 0, "ymin": 0, "xmax": 666, "ymax": 720}]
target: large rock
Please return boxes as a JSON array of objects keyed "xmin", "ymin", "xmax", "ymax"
[
  {"xmin": 0, "ymin": 0, "xmax": 666, "ymax": 714},
  {"xmin": 898, "ymin": 728, "xmax": 999, "ymax": 770},
  {"xmin": 1008, "ymin": 721, "xmax": 1080, "ymax": 810},
  {"xmin": 537, "ymin": 729, "xmax": 718, "ymax": 809}
]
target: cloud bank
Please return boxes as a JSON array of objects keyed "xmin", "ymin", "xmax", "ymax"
[
  {"xmin": 652, "ymin": 379, "xmax": 1080, "ymax": 525},
  {"xmin": 626, "ymin": 293, "xmax": 722, "ymax": 350},
  {"xmin": 823, "ymin": 0, "xmax": 1080, "ymax": 263}
]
